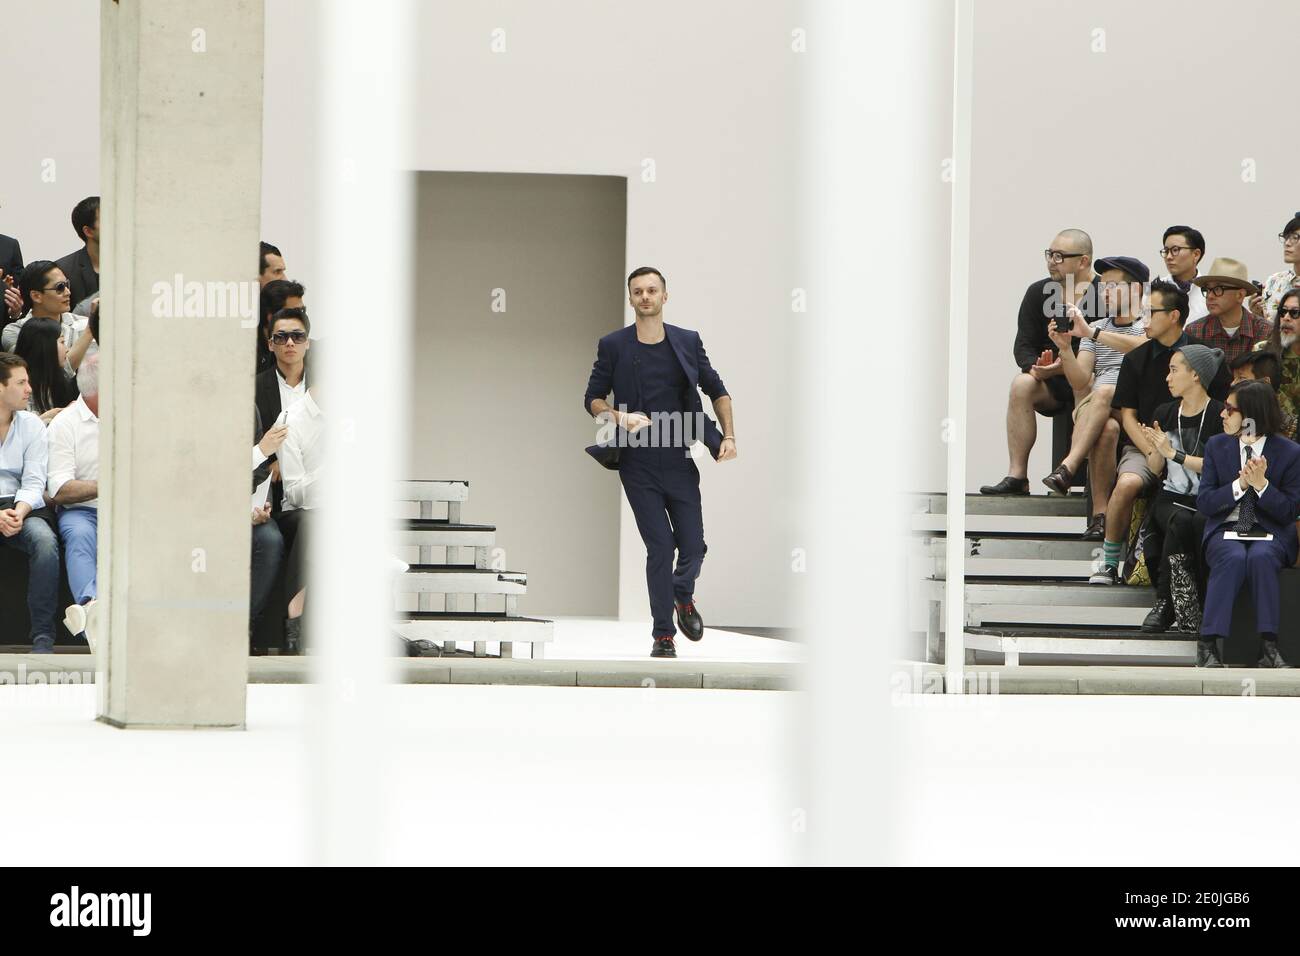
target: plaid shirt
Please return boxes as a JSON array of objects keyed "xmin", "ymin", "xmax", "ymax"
[{"xmin": 1184, "ymin": 309, "xmax": 1273, "ymax": 362}]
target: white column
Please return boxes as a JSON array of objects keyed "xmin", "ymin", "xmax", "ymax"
[{"xmin": 98, "ymin": 0, "xmax": 264, "ymax": 728}]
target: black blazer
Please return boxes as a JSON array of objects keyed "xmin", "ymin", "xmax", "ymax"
[
  {"xmin": 582, "ymin": 323, "xmax": 729, "ymax": 469},
  {"xmin": 252, "ymin": 407, "xmax": 272, "ymax": 493},
  {"xmin": 0, "ymin": 233, "xmax": 21, "ymax": 281},
  {"xmin": 54, "ymin": 246, "xmax": 98, "ymax": 309}
]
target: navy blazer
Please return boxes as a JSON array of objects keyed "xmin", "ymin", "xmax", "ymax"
[
  {"xmin": 583, "ymin": 323, "xmax": 729, "ymax": 468},
  {"xmin": 1197, "ymin": 431, "xmax": 1300, "ymax": 563}
]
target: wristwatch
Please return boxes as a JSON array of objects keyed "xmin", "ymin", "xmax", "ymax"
[
  {"xmin": 1090, "ymin": 324, "xmax": 1101, "ymax": 341},
  {"xmin": 1173, "ymin": 450, "xmax": 1186, "ymax": 465}
]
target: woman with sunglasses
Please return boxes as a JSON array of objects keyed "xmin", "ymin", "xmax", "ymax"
[
  {"xmin": 1195, "ymin": 380, "xmax": 1300, "ymax": 668},
  {"xmin": 13, "ymin": 317, "xmax": 78, "ymax": 424},
  {"xmin": 1, "ymin": 261, "xmax": 89, "ymax": 368}
]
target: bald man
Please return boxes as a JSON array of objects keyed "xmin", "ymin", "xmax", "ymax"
[{"xmin": 981, "ymin": 229, "xmax": 1102, "ymax": 499}]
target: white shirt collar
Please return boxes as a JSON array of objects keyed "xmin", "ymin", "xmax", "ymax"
[{"xmin": 1240, "ymin": 435, "xmax": 1267, "ymax": 458}]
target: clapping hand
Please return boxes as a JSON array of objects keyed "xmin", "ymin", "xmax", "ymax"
[
  {"xmin": 1142, "ymin": 421, "xmax": 1174, "ymax": 460},
  {"xmin": 1243, "ymin": 454, "xmax": 1269, "ymax": 492}
]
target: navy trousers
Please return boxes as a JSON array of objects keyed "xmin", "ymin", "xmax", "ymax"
[
  {"xmin": 619, "ymin": 450, "xmax": 706, "ymax": 638},
  {"xmin": 1201, "ymin": 532, "xmax": 1290, "ymax": 637}
]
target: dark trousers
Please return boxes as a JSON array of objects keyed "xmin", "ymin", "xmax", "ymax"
[
  {"xmin": 0, "ymin": 508, "xmax": 59, "ymax": 644},
  {"xmin": 619, "ymin": 451, "xmax": 706, "ymax": 638},
  {"xmin": 1202, "ymin": 531, "xmax": 1289, "ymax": 637},
  {"xmin": 1149, "ymin": 495, "xmax": 1206, "ymax": 600},
  {"xmin": 250, "ymin": 519, "xmax": 285, "ymax": 624},
  {"xmin": 275, "ymin": 508, "xmax": 310, "ymax": 601}
]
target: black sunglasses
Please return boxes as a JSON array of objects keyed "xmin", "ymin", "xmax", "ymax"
[
  {"xmin": 41, "ymin": 281, "xmax": 70, "ymax": 294},
  {"xmin": 270, "ymin": 330, "xmax": 308, "ymax": 345}
]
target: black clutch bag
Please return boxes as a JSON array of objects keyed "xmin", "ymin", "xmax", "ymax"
[{"xmin": 584, "ymin": 442, "xmax": 621, "ymax": 471}]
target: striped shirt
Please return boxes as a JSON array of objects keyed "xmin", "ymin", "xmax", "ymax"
[{"xmin": 1080, "ymin": 317, "xmax": 1146, "ymax": 388}]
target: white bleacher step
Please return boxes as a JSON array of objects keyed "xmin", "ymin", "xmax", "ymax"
[
  {"xmin": 399, "ymin": 564, "xmax": 528, "ymax": 595},
  {"xmin": 949, "ymin": 578, "xmax": 1153, "ymax": 628},
  {"xmin": 395, "ymin": 612, "xmax": 554, "ymax": 645},
  {"xmin": 964, "ymin": 625, "xmax": 1196, "ymax": 664},
  {"xmin": 916, "ymin": 492, "xmax": 1088, "ymax": 517},
  {"xmin": 927, "ymin": 535, "xmax": 1099, "ymax": 579},
  {"xmin": 396, "ymin": 480, "xmax": 469, "ymax": 503},
  {"xmin": 397, "ymin": 519, "xmax": 496, "ymax": 548}
]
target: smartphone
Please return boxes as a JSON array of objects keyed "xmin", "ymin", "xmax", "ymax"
[
  {"xmin": 1054, "ymin": 313, "xmax": 1071, "ymax": 333},
  {"xmin": 275, "ymin": 410, "xmax": 289, "ymax": 427}
]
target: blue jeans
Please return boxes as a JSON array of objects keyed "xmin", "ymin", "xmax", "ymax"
[
  {"xmin": 250, "ymin": 519, "xmax": 285, "ymax": 624},
  {"xmin": 0, "ymin": 510, "xmax": 60, "ymax": 645},
  {"xmin": 57, "ymin": 506, "xmax": 97, "ymax": 605}
]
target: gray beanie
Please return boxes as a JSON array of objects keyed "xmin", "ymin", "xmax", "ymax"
[{"xmin": 1176, "ymin": 344, "xmax": 1224, "ymax": 391}]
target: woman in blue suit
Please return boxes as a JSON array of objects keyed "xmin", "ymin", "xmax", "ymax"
[{"xmin": 1196, "ymin": 380, "xmax": 1300, "ymax": 667}]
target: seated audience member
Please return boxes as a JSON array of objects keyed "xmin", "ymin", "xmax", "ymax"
[
  {"xmin": 1252, "ymin": 212, "xmax": 1299, "ymax": 322},
  {"xmin": 0, "ymin": 354, "xmax": 60, "ymax": 653},
  {"xmin": 259, "ymin": 241, "xmax": 287, "ymax": 288},
  {"xmin": 256, "ymin": 279, "xmax": 305, "ymax": 373},
  {"xmin": 250, "ymin": 407, "xmax": 287, "ymax": 637},
  {"xmin": 1137, "ymin": 345, "xmax": 1226, "ymax": 632},
  {"xmin": 1045, "ymin": 255, "xmax": 1149, "ymax": 538},
  {"xmin": 1231, "ymin": 349, "xmax": 1293, "ymax": 438},
  {"xmin": 1155, "ymin": 225, "xmax": 1209, "ymax": 322},
  {"xmin": 1255, "ymin": 287, "xmax": 1300, "ymax": 423},
  {"xmin": 0, "ymin": 234, "xmax": 22, "ymax": 320},
  {"xmin": 1185, "ymin": 258, "xmax": 1272, "ymax": 360},
  {"xmin": 2, "ymin": 261, "xmax": 88, "ymax": 362},
  {"xmin": 980, "ymin": 229, "xmax": 1102, "ymax": 496},
  {"xmin": 47, "ymin": 356, "xmax": 100, "ymax": 650},
  {"xmin": 277, "ymin": 381, "xmax": 323, "ymax": 653},
  {"xmin": 14, "ymin": 318, "xmax": 78, "ymax": 423},
  {"xmin": 255, "ymin": 308, "xmax": 311, "ymax": 428},
  {"xmin": 1195, "ymin": 380, "xmax": 1300, "ymax": 668},
  {"xmin": 53, "ymin": 196, "xmax": 100, "ymax": 308},
  {"xmin": 1091, "ymin": 279, "xmax": 1232, "ymax": 584}
]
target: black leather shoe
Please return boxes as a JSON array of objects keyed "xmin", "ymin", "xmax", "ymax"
[
  {"xmin": 1257, "ymin": 640, "xmax": 1293, "ymax": 669},
  {"xmin": 1042, "ymin": 464, "xmax": 1073, "ymax": 497},
  {"xmin": 651, "ymin": 636, "xmax": 677, "ymax": 659},
  {"xmin": 675, "ymin": 601, "xmax": 704, "ymax": 641},
  {"xmin": 1081, "ymin": 513, "xmax": 1106, "ymax": 540},
  {"xmin": 979, "ymin": 476, "xmax": 1030, "ymax": 496},
  {"xmin": 1141, "ymin": 599, "xmax": 1175, "ymax": 633},
  {"xmin": 1196, "ymin": 639, "xmax": 1224, "ymax": 668}
]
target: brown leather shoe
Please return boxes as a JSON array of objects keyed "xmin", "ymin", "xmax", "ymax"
[
  {"xmin": 1042, "ymin": 463, "xmax": 1074, "ymax": 497},
  {"xmin": 1081, "ymin": 513, "xmax": 1106, "ymax": 540}
]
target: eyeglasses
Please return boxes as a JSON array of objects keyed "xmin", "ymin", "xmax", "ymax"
[
  {"xmin": 1280, "ymin": 233, "xmax": 1299, "ymax": 246},
  {"xmin": 1160, "ymin": 245, "xmax": 1190, "ymax": 257},
  {"xmin": 1224, "ymin": 402, "xmax": 1242, "ymax": 415},
  {"xmin": 1279, "ymin": 307, "xmax": 1300, "ymax": 319},
  {"xmin": 41, "ymin": 282, "xmax": 70, "ymax": 293},
  {"xmin": 270, "ymin": 330, "xmax": 307, "ymax": 345},
  {"xmin": 1044, "ymin": 250, "xmax": 1085, "ymax": 264},
  {"xmin": 1148, "ymin": 307, "xmax": 1177, "ymax": 315},
  {"xmin": 1203, "ymin": 285, "xmax": 1243, "ymax": 297}
]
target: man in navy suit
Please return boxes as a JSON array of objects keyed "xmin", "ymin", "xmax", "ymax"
[
  {"xmin": 1196, "ymin": 380, "xmax": 1300, "ymax": 667},
  {"xmin": 583, "ymin": 267, "xmax": 736, "ymax": 658}
]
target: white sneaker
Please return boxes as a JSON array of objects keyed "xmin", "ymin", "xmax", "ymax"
[{"xmin": 64, "ymin": 599, "xmax": 98, "ymax": 654}]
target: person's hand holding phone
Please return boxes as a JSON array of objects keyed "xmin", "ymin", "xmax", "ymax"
[{"xmin": 258, "ymin": 423, "xmax": 288, "ymax": 457}]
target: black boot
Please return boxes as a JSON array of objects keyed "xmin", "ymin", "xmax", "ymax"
[
  {"xmin": 1167, "ymin": 554, "xmax": 1203, "ymax": 633},
  {"xmin": 979, "ymin": 476, "xmax": 1030, "ymax": 496},
  {"xmin": 1141, "ymin": 598, "xmax": 1175, "ymax": 633},
  {"xmin": 1257, "ymin": 639, "xmax": 1293, "ymax": 669},
  {"xmin": 284, "ymin": 616, "xmax": 303, "ymax": 654},
  {"xmin": 1196, "ymin": 638, "xmax": 1224, "ymax": 668}
]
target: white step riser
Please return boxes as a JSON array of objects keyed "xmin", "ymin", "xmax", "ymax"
[
  {"xmin": 968, "ymin": 606, "xmax": 1148, "ymax": 627},
  {"xmin": 926, "ymin": 538, "xmax": 1100, "ymax": 560},
  {"xmin": 913, "ymin": 515, "xmax": 1088, "ymax": 535},
  {"xmin": 965, "ymin": 632, "xmax": 1195, "ymax": 660},
  {"xmin": 398, "ymin": 529, "xmax": 495, "ymax": 548},
  {"xmin": 399, "ymin": 572, "xmax": 527, "ymax": 595},
  {"xmin": 395, "ymin": 619, "xmax": 553, "ymax": 643},
  {"xmin": 397, "ymin": 480, "xmax": 469, "ymax": 503},
  {"xmin": 936, "ymin": 558, "xmax": 1095, "ymax": 578}
]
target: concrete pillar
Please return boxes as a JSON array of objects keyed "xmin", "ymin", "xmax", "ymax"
[{"xmin": 98, "ymin": 0, "xmax": 264, "ymax": 728}]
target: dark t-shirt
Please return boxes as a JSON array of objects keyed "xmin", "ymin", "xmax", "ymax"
[
  {"xmin": 1113, "ymin": 334, "xmax": 1231, "ymax": 446},
  {"xmin": 1152, "ymin": 398, "xmax": 1226, "ymax": 498},
  {"xmin": 1013, "ymin": 276, "xmax": 1104, "ymax": 373},
  {"xmin": 636, "ymin": 338, "xmax": 687, "ymax": 416}
]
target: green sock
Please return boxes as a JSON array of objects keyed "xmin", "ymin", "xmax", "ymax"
[{"xmin": 1102, "ymin": 540, "xmax": 1122, "ymax": 569}]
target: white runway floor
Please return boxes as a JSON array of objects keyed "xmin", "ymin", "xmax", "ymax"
[{"xmin": 541, "ymin": 616, "xmax": 805, "ymax": 663}]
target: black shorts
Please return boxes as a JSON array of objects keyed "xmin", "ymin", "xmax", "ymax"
[{"xmin": 1040, "ymin": 374, "xmax": 1074, "ymax": 413}]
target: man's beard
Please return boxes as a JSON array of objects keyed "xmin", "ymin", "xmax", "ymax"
[{"xmin": 1283, "ymin": 332, "xmax": 1296, "ymax": 349}]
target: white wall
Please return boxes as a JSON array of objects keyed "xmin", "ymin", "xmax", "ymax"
[
  {"xmin": 0, "ymin": 0, "xmax": 100, "ymax": 265},
  {"xmin": 960, "ymin": 0, "xmax": 1300, "ymax": 492},
  {"xmin": 407, "ymin": 0, "xmax": 806, "ymax": 627}
]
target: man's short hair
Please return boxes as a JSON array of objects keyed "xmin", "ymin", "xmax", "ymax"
[
  {"xmin": 261, "ymin": 279, "xmax": 306, "ymax": 325},
  {"xmin": 1056, "ymin": 228, "xmax": 1093, "ymax": 257},
  {"xmin": 0, "ymin": 353, "xmax": 27, "ymax": 386},
  {"xmin": 271, "ymin": 307, "xmax": 311, "ymax": 336},
  {"xmin": 1162, "ymin": 225, "xmax": 1205, "ymax": 257},
  {"xmin": 71, "ymin": 196, "xmax": 99, "ymax": 243},
  {"xmin": 259, "ymin": 241, "xmax": 283, "ymax": 275},
  {"xmin": 18, "ymin": 260, "xmax": 59, "ymax": 313},
  {"xmin": 1150, "ymin": 277, "xmax": 1189, "ymax": 325},
  {"xmin": 627, "ymin": 266, "xmax": 667, "ymax": 291},
  {"xmin": 76, "ymin": 353, "xmax": 99, "ymax": 398},
  {"xmin": 1232, "ymin": 349, "xmax": 1281, "ymax": 386},
  {"xmin": 89, "ymin": 299, "xmax": 100, "ymax": 344}
]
